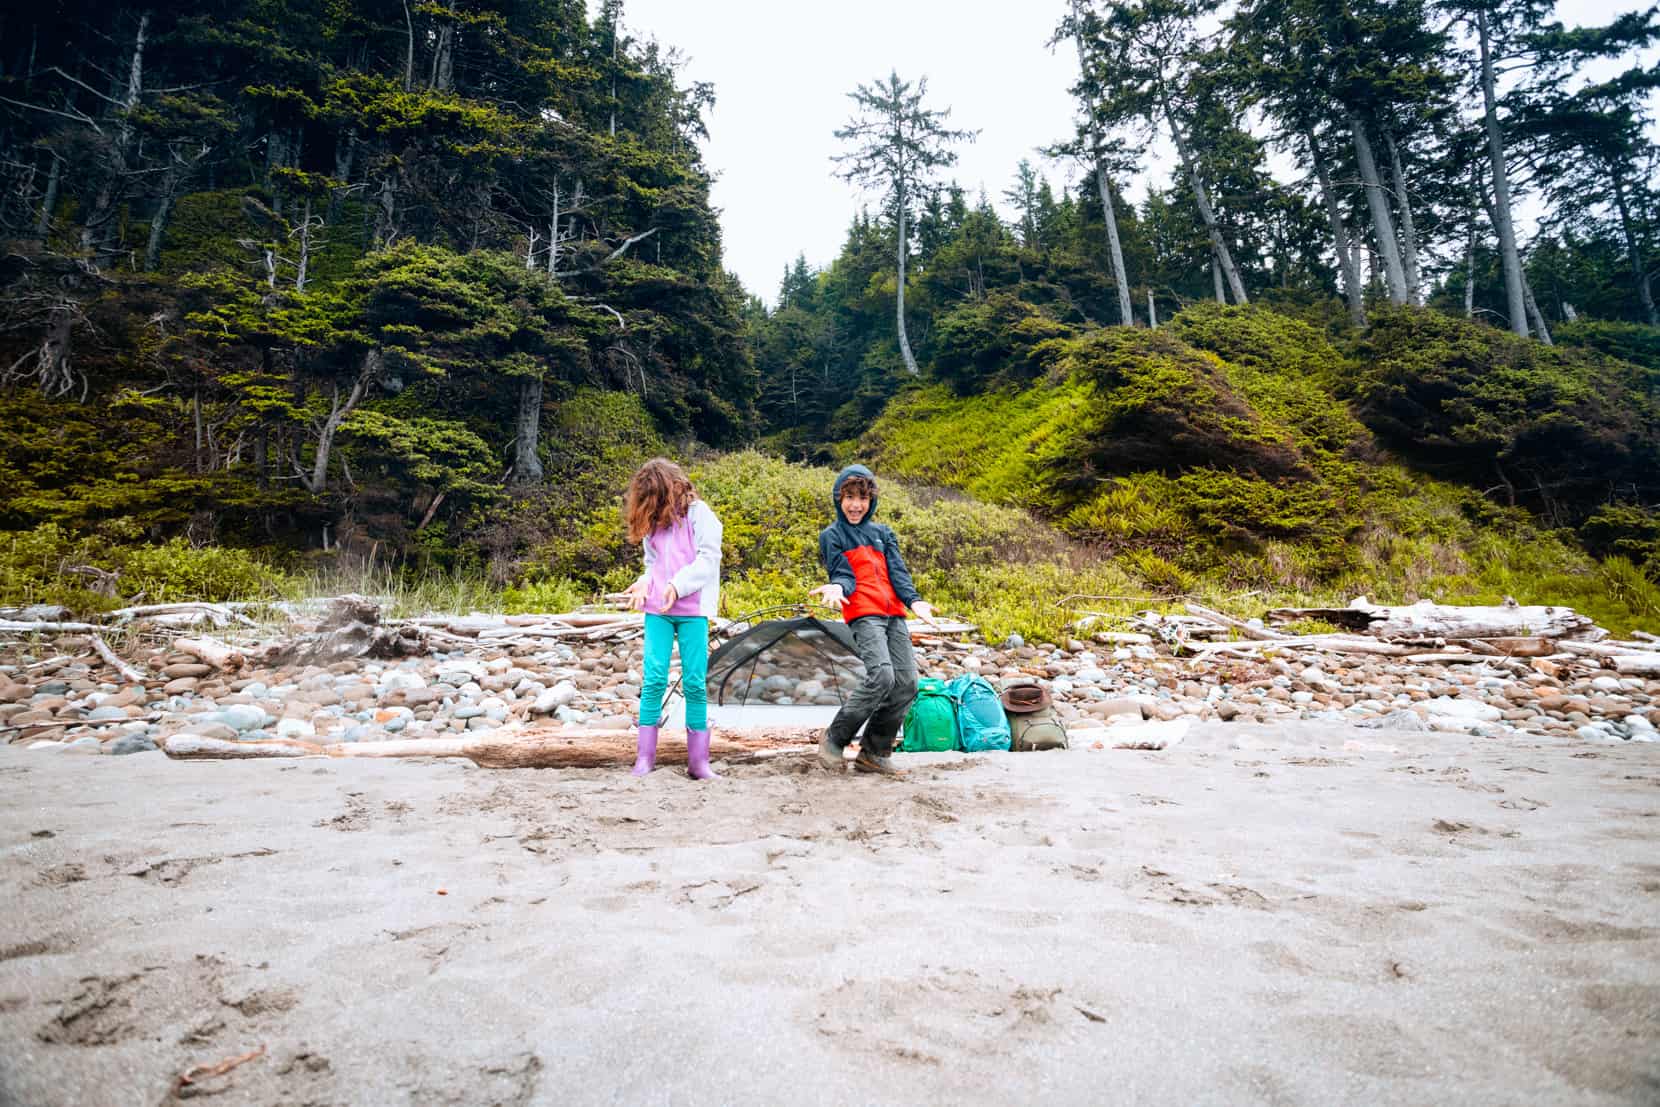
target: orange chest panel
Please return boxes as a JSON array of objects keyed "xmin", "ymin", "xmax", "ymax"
[{"xmin": 841, "ymin": 545, "xmax": 907, "ymax": 620}]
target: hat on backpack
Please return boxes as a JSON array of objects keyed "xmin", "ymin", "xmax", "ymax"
[{"xmin": 1000, "ymin": 680, "xmax": 1052, "ymax": 714}]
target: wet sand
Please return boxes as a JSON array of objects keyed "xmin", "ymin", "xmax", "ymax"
[{"xmin": 2, "ymin": 722, "xmax": 1658, "ymax": 1106}]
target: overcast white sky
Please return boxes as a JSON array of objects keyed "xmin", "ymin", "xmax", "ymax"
[{"xmin": 614, "ymin": 0, "xmax": 1648, "ymax": 306}]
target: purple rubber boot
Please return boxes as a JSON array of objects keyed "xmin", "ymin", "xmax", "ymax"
[
  {"xmin": 632, "ymin": 724, "xmax": 660, "ymax": 776},
  {"xmin": 686, "ymin": 728, "xmax": 719, "ymax": 781}
]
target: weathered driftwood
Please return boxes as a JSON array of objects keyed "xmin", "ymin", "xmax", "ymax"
[
  {"xmin": 1184, "ymin": 603, "xmax": 1289, "ymax": 641},
  {"xmin": 1267, "ymin": 598, "xmax": 1602, "ymax": 641},
  {"xmin": 1611, "ymin": 654, "xmax": 1660, "ymax": 676},
  {"xmin": 89, "ymin": 634, "xmax": 146, "ymax": 683},
  {"xmin": 110, "ymin": 602, "xmax": 254, "ymax": 628},
  {"xmin": 0, "ymin": 619, "xmax": 103, "ymax": 634},
  {"xmin": 3, "ymin": 713, "xmax": 160, "ymax": 734},
  {"xmin": 1190, "ymin": 634, "xmax": 1411, "ymax": 658},
  {"xmin": 1448, "ymin": 636, "xmax": 1557, "ymax": 657},
  {"xmin": 175, "ymin": 636, "xmax": 247, "ymax": 671},
  {"xmin": 163, "ymin": 726, "xmax": 821, "ymax": 768},
  {"xmin": 266, "ymin": 594, "xmax": 424, "ymax": 666},
  {"xmin": 1555, "ymin": 640, "xmax": 1626, "ymax": 659}
]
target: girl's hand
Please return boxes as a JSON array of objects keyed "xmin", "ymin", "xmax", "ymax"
[
  {"xmin": 658, "ymin": 584, "xmax": 679, "ymax": 613},
  {"xmin": 808, "ymin": 584, "xmax": 845, "ymax": 611},
  {"xmin": 911, "ymin": 600, "xmax": 939, "ymax": 626},
  {"xmin": 624, "ymin": 579, "xmax": 650, "ymax": 611}
]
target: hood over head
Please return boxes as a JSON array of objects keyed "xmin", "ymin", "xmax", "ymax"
[{"xmin": 832, "ymin": 464, "xmax": 879, "ymax": 525}]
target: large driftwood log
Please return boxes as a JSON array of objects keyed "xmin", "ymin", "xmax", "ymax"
[
  {"xmin": 1611, "ymin": 654, "xmax": 1660, "ymax": 676},
  {"xmin": 1267, "ymin": 598, "xmax": 1602, "ymax": 641},
  {"xmin": 163, "ymin": 726, "xmax": 822, "ymax": 768}
]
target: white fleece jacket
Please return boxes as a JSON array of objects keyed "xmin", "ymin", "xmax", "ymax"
[{"xmin": 634, "ymin": 499, "xmax": 722, "ymax": 618}]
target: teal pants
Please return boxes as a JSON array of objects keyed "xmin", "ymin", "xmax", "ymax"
[{"xmin": 639, "ymin": 614, "xmax": 709, "ymax": 729}]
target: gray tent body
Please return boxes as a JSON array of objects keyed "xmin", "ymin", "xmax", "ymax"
[{"xmin": 705, "ymin": 615, "xmax": 868, "ymax": 708}]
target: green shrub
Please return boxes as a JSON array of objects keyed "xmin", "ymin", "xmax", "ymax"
[
  {"xmin": 1555, "ymin": 319, "xmax": 1660, "ymax": 375},
  {"xmin": 501, "ymin": 577, "xmax": 586, "ymax": 615},
  {"xmin": 929, "ymin": 293, "xmax": 1076, "ymax": 394},
  {"xmin": 113, "ymin": 539, "xmax": 285, "ymax": 602},
  {"xmin": 1579, "ymin": 504, "xmax": 1660, "ymax": 579},
  {"xmin": 0, "ymin": 524, "xmax": 284, "ymax": 610},
  {"xmin": 1349, "ymin": 305, "xmax": 1660, "ymax": 519}
]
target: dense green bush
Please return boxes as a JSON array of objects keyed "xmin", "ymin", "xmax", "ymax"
[
  {"xmin": 1349, "ymin": 305, "xmax": 1660, "ymax": 519},
  {"xmin": 1579, "ymin": 503, "xmax": 1660, "ymax": 579},
  {"xmin": 1555, "ymin": 319, "xmax": 1660, "ymax": 374},
  {"xmin": 0, "ymin": 524, "xmax": 285, "ymax": 610},
  {"xmin": 929, "ymin": 293, "xmax": 1076, "ymax": 394}
]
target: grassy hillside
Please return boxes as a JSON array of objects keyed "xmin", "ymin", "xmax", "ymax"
[{"xmin": 6, "ymin": 303, "xmax": 1659, "ymax": 641}]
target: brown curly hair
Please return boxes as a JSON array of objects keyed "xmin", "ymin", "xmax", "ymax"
[{"xmin": 624, "ymin": 458, "xmax": 696, "ymax": 543}]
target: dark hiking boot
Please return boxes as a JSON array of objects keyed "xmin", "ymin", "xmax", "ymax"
[
  {"xmin": 852, "ymin": 749, "xmax": 903, "ymax": 776},
  {"xmin": 817, "ymin": 734, "xmax": 846, "ymax": 771}
]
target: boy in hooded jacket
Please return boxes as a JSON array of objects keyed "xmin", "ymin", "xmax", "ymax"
[{"xmin": 809, "ymin": 464, "xmax": 938, "ymax": 775}]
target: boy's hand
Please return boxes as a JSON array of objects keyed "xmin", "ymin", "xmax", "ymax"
[
  {"xmin": 911, "ymin": 600, "xmax": 939, "ymax": 626},
  {"xmin": 659, "ymin": 584, "xmax": 679, "ymax": 613},
  {"xmin": 623, "ymin": 579, "xmax": 650, "ymax": 611},
  {"xmin": 808, "ymin": 583, "xmax": 846, "ymax": 611}
]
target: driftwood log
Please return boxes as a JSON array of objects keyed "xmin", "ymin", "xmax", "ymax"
[
  {"xmin": 163, "ymin": 726, "xmax": 823, "ymax": 768},
  {"xmin": 1267, "ymin": 598, "xmax": 1602, "ymax": 641}
]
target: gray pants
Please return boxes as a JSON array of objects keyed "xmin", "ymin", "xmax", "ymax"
[{"xmin": 826, "ymin": 615, "xmax": 918, "ymax": 757}]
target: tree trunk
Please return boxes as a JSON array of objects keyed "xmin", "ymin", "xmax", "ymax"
[
  {"xmin": 895, "ymin": 174, "xmax": 918, "ymax": 375},
  {"xmin": 430, "ymin": 22, "xmax": 454, "ymax": 91},
  {"xmin": 1069, "ymin": 2, "xmax": 1135, "ymax": 327},
  {"xmin": 400, "ymin": 0, "xmax": 415, "ymax": 91},
  {"xmin": 327, "ymin": 129, "xmax": 355, "ymax": 224},
  {"xmin": 1611, "ymin": 164, "xmax": 1658, "ymax": 325},
  {"xmin": 302, "ymin": 349, "xmax": 379, "ymax": 495},
  {"xmin": 1304, "ymin": 128, "xmax": 1364, "ymax": 327},
  {"xmin": 1383, "ymin": 130, "xmax": 1420, "ymax": 304},
  {"xmin": 1523, "ymin": 277, "xmax": 1552, "ymax": 345},
  {"xmin": 1477, "ymin": 8, "xmax": 1529, "ymax": 337},
  {"xmin": 1464, "ymin": 216, "xmax": 1477, "ymax": 319},
  {"xmin": 1211, "ymin": 253, "xmax": 1225, "ymax": 303},
  {"xmin": 1347, "ymin": 110, "xmax": 1409, "ymax": 304},
  {"xmin": 1095, "ymin": 167, "xmax": 1135, "ymax": 326},
  {"xmin": 1161, "ymin": 87, "xmax": 1248, "ymax": 304},
  {"xmin": 294, "ymin": 196, "xmax": 312, "ymax": 292},
  {"xmin": 547, "ymin": 178, "xmax": 560, "ymax": 276},
  {"xmin": 1147, "ymin": 288, "xmax": 1157, "ymax": 329},
  {"xmin": 35, "ymin": 153, "xmax": 59, "ymax": 241},
  {"xmin": 143, "ymin": 166, "xmax": 177, "ymax": 271},
  {"xmin": 511, "ymin": 376, "xmax": 545, "ymax": 485},
  {"xmin": 372, "ymin": 174, "xmax": 396, "ymax": 248}
]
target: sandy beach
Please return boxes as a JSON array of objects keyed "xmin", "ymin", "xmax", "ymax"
[{"xmin": 2, "ymin": 722, "xmax": 1657, "ymax": 1106}]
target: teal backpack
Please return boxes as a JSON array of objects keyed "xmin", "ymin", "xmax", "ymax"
[
  {"xmin": 901, "ymin": 678, "xmax": 959, "ymax": 752},
  {"xmin": 945, "ymin": 674, "xmax": 1012, "ymax": 752}
]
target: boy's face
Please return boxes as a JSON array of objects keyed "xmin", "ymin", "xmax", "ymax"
[{"xmin": 840, "ymin": 485, "xmax": 871, "ymax": 524}]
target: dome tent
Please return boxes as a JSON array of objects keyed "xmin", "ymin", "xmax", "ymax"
[{"xmin": 704, "ymin": 610, "xmax": 867, "ymax": 708}]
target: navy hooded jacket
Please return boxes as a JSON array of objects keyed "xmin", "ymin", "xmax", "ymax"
[{"xmin": 818, "ymin": 464, "xmax": 921, "ymax": 622}]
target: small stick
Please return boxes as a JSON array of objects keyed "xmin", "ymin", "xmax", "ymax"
[{"xmin": 176, "ymin": 1044, "xmax": 266, "ymax": 1090}]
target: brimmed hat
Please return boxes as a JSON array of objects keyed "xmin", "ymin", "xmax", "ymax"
[{"xmin": 1000, "ymin": 680, "xmax": 1052, "ymax": 714}]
